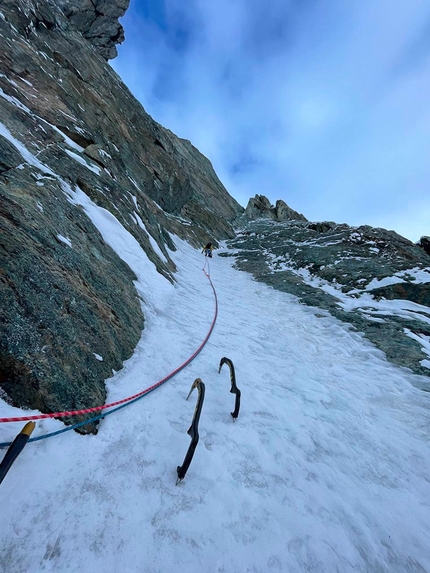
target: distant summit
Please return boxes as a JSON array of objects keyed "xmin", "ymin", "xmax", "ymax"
[{"xmin": 241, "ymin": 194, "xmax": 307, "ymax": 223}]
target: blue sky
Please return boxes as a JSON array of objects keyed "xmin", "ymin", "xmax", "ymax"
[{"xmin": 111, "ymin": 0, "xmax": 430, "ymax": 242}]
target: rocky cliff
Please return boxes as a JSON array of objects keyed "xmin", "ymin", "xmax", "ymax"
[
  {"xmin": 55, "ymin": 0, "xmax": 130, "ymax": 60},
  {"xmin": 1, "ymin": 0, "xmax": 429, "ymax": 430},
  {"xmin": 241, "ymin": 194, "xmax": 307, "ymax": 223},
  {"xmin": 222, "ymin": 213, "xmax": 430, "ymax": 387},
  {"xmin": 0, "ymin": 0, "xmax": 242, "ymax": 429}
]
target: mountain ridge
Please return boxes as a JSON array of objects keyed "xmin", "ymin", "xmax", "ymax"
[
  {"xmin": 1, "ymin": 0, "xmax": 429, "ymax": 427},
  {"xmin": 0, "ymin": 0, "xmax": 242, "ymax": 428}
]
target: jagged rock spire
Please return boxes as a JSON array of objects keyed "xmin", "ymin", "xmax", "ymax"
[{"xmin": 242, "ymin": 195, "xmax": 307, "ymax": 222}]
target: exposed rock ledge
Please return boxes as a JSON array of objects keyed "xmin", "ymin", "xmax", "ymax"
[
  {"xmin": 241, "ymin": 195, "xmax": 308, "ymax": 223},
  {"xmin": 55, "ymin": 0, "xmax": 130, "ymax": 60}
]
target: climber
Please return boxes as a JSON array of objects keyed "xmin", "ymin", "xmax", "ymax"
[{"xmin": 202, "ymin": 242, "xmax": 214, "ymax": 258}]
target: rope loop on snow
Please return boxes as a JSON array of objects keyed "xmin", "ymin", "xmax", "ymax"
[
  {"xmin": 0, "ymin": 262, "xmax": 218, "ymax": 447},
  {"xmin": 202, "ymin": 256, "xmax": 210, "ymax": 277}
]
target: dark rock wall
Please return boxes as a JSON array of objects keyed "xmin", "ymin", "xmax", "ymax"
[
  {"xmin": 1, "ymin": 175, "xmax": 141, "ymax": 420},
  {"xmin": 55, "ymin": 0, "xmax": 130, "ymax": 60},
  {"xmin": 0, "ymin": 0, "xmax": 242, "ymax": 428},
  {"xmin": 417, "ymin": 236, "xmax": 430, "ymax": 257}
]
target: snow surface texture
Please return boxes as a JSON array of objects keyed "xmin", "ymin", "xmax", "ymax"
[{"xmin": 1, "ymin": 199, "xmax": 430, "ymax": 572}]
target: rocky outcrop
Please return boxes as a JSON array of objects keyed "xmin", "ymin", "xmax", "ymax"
[
  {"xmin": 241, "ymin": 195, "xmax": 307, "ymax": 223},
  {"xmin": 55, "ymin": 0, "xmax": 130, "ymax": 60},
  {"xmin": 222, "ymin": 220, "xmax": 430, "ymax": 387},
  {"xmin": 418, "ymin": 236, "xmax": 430, "ymax": 257},
  {"xmin": 2, "ymin": 0, "xmax": 427, "ymax": 428},
  {"xmin": 275, "ymin": 199, "xmax": 308, "ymax": 222},
  {"xmin": 0, "ymin": 0, "xmax": 242, "ymax": 429},
  {"xmin": 1, "ymin": 178, "xmax": 142, "ymax": 428}
]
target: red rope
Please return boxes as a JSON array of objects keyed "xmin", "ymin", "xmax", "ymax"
[{"xmin": 0, "ymin": 267, "xmax": 218, "ymax": 423}]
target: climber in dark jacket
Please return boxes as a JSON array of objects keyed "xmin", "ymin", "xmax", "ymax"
[{"xmin": 202, "ymin": 242, "xmax": 214, "ymax": 258}]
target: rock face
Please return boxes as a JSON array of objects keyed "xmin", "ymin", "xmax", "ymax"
[
  {"xmin": 0, "ymin": 0, "xmax": 243, "ymax": 430},
  {"xmin": 1, "ymin": 186, "xmax": 141, "ymax": 429},
  {"xmin": 1, "ymin": 0, "xmax": 429, "ymax": 430},
  {"xmin": 222, "ymin": 219, "xmax": 430, "ymax": 387},
  {"xmin": 241, "ymin": 195, "xmax": 307, "ymax": 223},
  {"xmin": 418, "ymin": 236, "xmax": 430, "ymax": 257},
  {"xmin": 55, "ymin": 0, "xmax": 130, "ymax": 60}
]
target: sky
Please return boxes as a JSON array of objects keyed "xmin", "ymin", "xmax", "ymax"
[
  {"xmin": 1, "ymin": 184, "xmax": 430, "ymax": 570},
  {"xmin": 110, "ymin": 0, "xmax": 430, "ymax": 243}
]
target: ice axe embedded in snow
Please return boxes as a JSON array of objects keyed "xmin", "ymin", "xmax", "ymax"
[
  {"xmin": 176, "ymin": 378, "xmax": 205, "ymax": 485},
  {"xmin": 218, "ymin": 357, "xmax": 241, "ymax": 421}
]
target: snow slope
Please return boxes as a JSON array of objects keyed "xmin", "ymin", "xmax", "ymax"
[{"xmin": 1, "ymin": 196, "xmax": 430, "ymax": 573}]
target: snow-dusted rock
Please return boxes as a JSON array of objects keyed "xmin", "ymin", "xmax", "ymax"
[
  {"xmin": 225, "ymin": 219, "xmax": 430, "ymax": 379},
  {"xmin": 0, "ymin": 0, "xmax": 242, "ymax": 427},
  {"xmin": 241, "ymin": 194, "xmax": 307, "ymax": 222}
]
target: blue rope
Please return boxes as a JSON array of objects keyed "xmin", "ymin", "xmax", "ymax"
[
  {"xmin": 0, "ymin": 266, "xmax": 218, "ymax": 449},
  {"xmin": 0, "ymin": 384, "xmax": 158, "ymax": 448}
]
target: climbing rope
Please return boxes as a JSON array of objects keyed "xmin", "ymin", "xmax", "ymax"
[{"xmin": 0, "ymin": 262, "xmax": 218, "ymax": 447}]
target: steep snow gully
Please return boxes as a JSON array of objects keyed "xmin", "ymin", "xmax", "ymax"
[{"xmin": 1, "ymin": 192, "xmax": 430, "ymax": 573}]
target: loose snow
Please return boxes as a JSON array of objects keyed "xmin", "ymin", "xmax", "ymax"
[
  {"xmin": 64, "ymin": 149, "xmax": 101, "ymax": 175},
  {"xmin": 128, "ymin": 176, "xmax": 141, "ymax": 192},
  {"xmin": 0, "ymin": 86, "xmax": 31, "ymax": 113},
  {"xmin": 18, "ymin": 77, "xmax": 33, "ymax": 87},
  {"xmin": 404, "ymin": 329, "xmax": 430, "ymax": 362},
  {"xmin": 56, "ymin": 234, "xmax": 72, "ymax": 247},
  {"xmin": 365, "ymin": 267, "xmax": 430, "ymax": 290},
  {"xmin": 0, "ymin": 121, "xmax": 55, "ymax": 176},
  {"xmin": 134, "ymin": 211, "xmax": 168, "ymax": 263},
  {"xmin": 1, "ymin": 200, "xmax": 430, "ymax": 573},
  {"xmin": 44, "ymin": 122, "xmax": 85, "ymax": 153}
]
